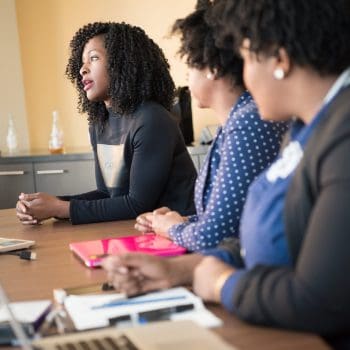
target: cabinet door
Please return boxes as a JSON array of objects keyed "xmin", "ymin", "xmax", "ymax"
[
  {"xmin": 0, "ymin": 163, "xmax": 35, "ymax": 209},
  {"xmin": 34, "ymin": 160, "xmax": 95, "ymax": 196}
]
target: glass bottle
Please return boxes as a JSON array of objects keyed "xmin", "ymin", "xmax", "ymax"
[
  {"xmin": 6, "ymin": 113, "xmax": 18, "ymax": 153},
  {"xmin": 49, "ymin": 110, "xmax": 64, "ymax": 154}
]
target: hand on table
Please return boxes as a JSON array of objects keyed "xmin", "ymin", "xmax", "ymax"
[
  {"xmin": 102, "ymin": 253, "xmax": 174, "ymax": 296},
  {"xmin": 102, "ymin": 252, "xmax": 204, "ymax": 296},
  {"xmin": 134, "ymin": 207, "xmax": 171, "ymax": 233},
  {"xmin": 135, "ymin": 207, "xmax": 187, "ymax": 238},
  {"xmin": 16, "ymin": 192, "xmax": 69, "ymax": 224}
]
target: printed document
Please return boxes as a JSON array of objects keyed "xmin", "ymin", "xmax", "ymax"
[{"xmin": 63, "ymin": 287, "xmax": 222, "ymax": 330}]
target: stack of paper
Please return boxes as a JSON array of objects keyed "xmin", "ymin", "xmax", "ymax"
[{"xmin": 63, "ymin": 287, "xmax": 222, "ymax": 330}]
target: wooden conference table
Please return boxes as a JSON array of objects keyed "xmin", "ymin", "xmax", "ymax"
[{"xmin": 0, "ymin": 208, "xmax": 330, "ymax": 350}]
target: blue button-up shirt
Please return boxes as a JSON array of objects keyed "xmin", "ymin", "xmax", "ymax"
[{"xmin": 168, "ymin": 91, "xmax": 288, "ymax": 251}]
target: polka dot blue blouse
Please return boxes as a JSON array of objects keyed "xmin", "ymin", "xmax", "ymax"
[{"xmin": 168, "ymin": 91, "xmax": 289, "ymax": 251}]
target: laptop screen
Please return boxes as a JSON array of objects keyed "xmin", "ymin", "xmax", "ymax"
[{"xmin": 0, "ymin": 283, "xmax": 33, "ymax": 350}]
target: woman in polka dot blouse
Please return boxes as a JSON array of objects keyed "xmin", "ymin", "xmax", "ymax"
[{"xmin": 134, "ymin": 1, "xmax": 288, "ymax": 251}]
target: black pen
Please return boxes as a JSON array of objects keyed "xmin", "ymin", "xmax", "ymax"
[{"xmin": 138, "ymin": 303, "xmax": 195, "ymax": 322}]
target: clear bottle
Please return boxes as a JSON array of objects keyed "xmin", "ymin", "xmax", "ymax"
[
  {"xmin": 6, "ymin": 113, "xmax": 18, "ymax": 153},
  {"xmin": 49, "ymin": 110, "xmax": 64, "ymax": 154}
]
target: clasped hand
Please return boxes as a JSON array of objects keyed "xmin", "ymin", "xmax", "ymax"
[
  {"xmin": 134, "ymin": 206, "xmax": 187, "ymax": 237},
  {"xmin": 102, "ymin": 253, "xmax": 235, "ymax": 304},
  {"xmin": 102, "ymin": 253, "xmax": 174, "ymax": 296},
  {"xmin": 16, "ymin": 192, "xmax": 66, "ymax": 224}
]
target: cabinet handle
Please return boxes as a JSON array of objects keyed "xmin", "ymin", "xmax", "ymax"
[
  {"xmin": 0, "ymin": 171, "xmax": 25, "ymax": 176},
  {"xmin": 36, "ymin": 170, "xmax": 65, "ymax": 175}
]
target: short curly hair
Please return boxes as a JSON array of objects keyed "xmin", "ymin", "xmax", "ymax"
[
  {"xmin": 220, "ymin": 0, "xmax": 350, "ymax": 76},
  {"xmin": 171, "ymin": 0, "xmax": 244, "ymax": 88},
  {"xmin": 66, "ymin": 22, "xmax": 175, "ymax": 125}
]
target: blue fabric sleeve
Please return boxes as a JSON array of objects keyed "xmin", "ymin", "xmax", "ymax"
[
  {"xmin": 200, "ymin": 247, "xmax": 238, "ymax": 266},
  {"xmin": 168, "ymin": 108, "xmax": 285, "ymax": 251},
  {"xmin": 168, "ymin": 129, "xmax": 246, "ymax": 250},
  {"xmin": 187, "ymin": 215, "xmax": 198, "ymax": 223},
  {"xmin": 220, "ymin": 270, "xmax": 246, "ymax": 313}
]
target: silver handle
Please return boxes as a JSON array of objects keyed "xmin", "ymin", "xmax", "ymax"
[
  {"xmin": 0, "ymin": 171, "xmax": 25, "ymax": 176},
  {"xmin": 36, "ymin": 170, "xmax": 65, "ymax": 175}
]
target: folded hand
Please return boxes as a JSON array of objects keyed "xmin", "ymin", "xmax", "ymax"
[
  {"xmin": 102, "ymin": 253, "xmax": 173, "ymax": 296},
  {"xmin": 134, "ymin": 207, "xmax": 171, "ymax": 233},
  {"xmin": 16, "ymin": 192, "xmax": 69, "ymax": 224}
]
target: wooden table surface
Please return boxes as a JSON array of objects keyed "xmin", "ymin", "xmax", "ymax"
[{"xmin": 0, "ymin": 209, "xmax": 330, "ymax": 350}]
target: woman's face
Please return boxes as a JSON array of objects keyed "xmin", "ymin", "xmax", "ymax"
[
  {"xmin": 240, "ymin": 39, "xmax": 289, "ymax": 121},
  {"xmin": 187, "ymin": 66, "xmax": 214, "ymax": 109},
  {"xmin": 80, "ymin": 35, "xmax": 110, "ymax": 106}
]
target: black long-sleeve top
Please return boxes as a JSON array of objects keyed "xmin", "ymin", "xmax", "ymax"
[{"xmin": 61, "ymin": 102, "xmax": 196, "ymax": 224}]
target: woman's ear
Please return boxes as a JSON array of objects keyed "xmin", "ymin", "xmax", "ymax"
[{"xmin": 273, "ymin": 48, "xmax": 291, "ymax": 80}]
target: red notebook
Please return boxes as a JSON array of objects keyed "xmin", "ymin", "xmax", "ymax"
[{"xmin": 69, "ymin": 234, "xmax": 186, "ymax": 268}]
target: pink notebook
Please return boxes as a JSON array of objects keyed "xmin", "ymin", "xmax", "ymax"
[{"xmin": 69, "ymin": 234, "xmax": 186, "ymax": 268}]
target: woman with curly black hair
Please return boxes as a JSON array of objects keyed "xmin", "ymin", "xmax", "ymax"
[
  {"xmin": 16, "ymin": 22, "xmax": 196, "ymax": 225},
  {"xmin": 132, "ymin": 0, "xmax": 287, "ymax": 251}
]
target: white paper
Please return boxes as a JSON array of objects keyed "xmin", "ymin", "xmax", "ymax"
[
  {"xmin": 64, "ymin": 287, "xmax": 222, "ymax": 330},
  {"xmin": 0, "ymin": 300, "xmax": 52, "ymax": 323}
]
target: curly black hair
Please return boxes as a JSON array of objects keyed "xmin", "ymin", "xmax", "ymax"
[
  {"xmin": 220, "ymin": 0, "xmax": 350, "ymax": 76},
  {"xmin": 66, "ymin": 22, "xmax": 175, "ymax": 125},
  {"xmin": 171, "ymin": 0, "xmax": 244, "ymax": 88}
]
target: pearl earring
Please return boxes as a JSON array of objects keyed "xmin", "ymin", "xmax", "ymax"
[
  {"xmin": 273, "ymin": 68, "xmax": 285, "ymax": 80},
  {"xmin": 206, "ymin": 72, "xmax": 214, "ymax": 80}
]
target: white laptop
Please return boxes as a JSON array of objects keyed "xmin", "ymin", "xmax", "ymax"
[{"xmin": 0, "ymin": 283, "xmax": 235, "ymax": 350}]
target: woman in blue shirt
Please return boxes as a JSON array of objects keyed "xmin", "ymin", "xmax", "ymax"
[{"xmin": 134, "ymin": 0, "xmax": 287, "ymax": 251}]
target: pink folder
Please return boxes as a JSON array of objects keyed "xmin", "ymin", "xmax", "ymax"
[{"xmin": 69, "ymin": 234, "xmax": 186, "ymax": 268}]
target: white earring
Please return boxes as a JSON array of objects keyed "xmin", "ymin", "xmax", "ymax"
[
  {"xmin": 273, "ymin": 68, "xmax": 285, "ymax": 80},
  {"xmin": 206, "ymin": 72, "xmax": 214, "ymax": 80}
]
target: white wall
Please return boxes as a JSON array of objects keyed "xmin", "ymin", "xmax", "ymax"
[{"xmin": 0, "ymin": 0, "xmax": 29, "ymax": 152}]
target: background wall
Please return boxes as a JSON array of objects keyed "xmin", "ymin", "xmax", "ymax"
[
  {"xmin": 13, "ymin": 0, "xmax": 217, "ymax": 151},
  {"xmin": 0, "ymin": 0, "xmax": 29, "ymax": 152}
]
